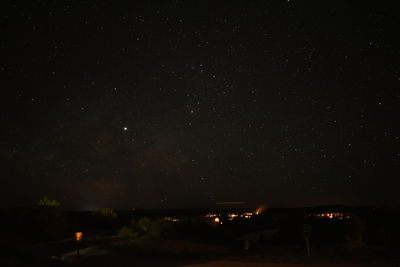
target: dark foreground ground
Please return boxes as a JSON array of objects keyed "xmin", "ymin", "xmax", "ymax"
[
  {"xmin": 182, "ymin": 262, "xmax": 400, "ymax": 267},
  {"xmin": 2, "ymin": 206, "xmax": 400, "ymax": 266},
  {"xmin": 2, "ymin": 237, "xmax": 400, "ymax": 267}
]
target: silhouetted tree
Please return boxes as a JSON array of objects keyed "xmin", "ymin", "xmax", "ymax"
[
  {"xmin": 345, "ymin": 215, "xmax": 366, "ymax": 247},
  {"xmin": 35, "ymin": 196, "xmax": 66, "ymax": 240},
  {"xmin": 93, "ymin": 208, "xmax": 118, "ymax": 234},
  {"xmin": 37, "ymin": 196, "xmax": 60, "ymax": 207},
  {"xmin": 94, "ymin": 208, "xmax": 118, "ymax": 219}
]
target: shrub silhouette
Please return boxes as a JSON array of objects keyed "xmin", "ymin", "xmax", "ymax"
[
  {"xmin": 135, "ymin": 217, "xmax": 165, "ymax": 237},
  {"xmin": 37, "ymin": 196, "xmax": 60, "ymax": 207},
  {"xmin": 94, "ymin": 208, "xmax": 118, "ymax": 219},
  {"xmin": 117, "ymin": 226, "xmax": 138, "ymax": 239}
]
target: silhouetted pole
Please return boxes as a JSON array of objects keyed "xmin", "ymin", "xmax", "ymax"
[
  {"xmin": 75, "ymin": 232, "xmax": 83, "ymax": 257},
  {"xmin": 305, "ymin": 236, "xmax": 310, "ymax": 257},
  {"xmin": 244, "ymin": 239, "xmax": 250, "ymax": 250},
  {"xmin": 302, "ymin": 224, "xmax": 311, "ymax": 258}
]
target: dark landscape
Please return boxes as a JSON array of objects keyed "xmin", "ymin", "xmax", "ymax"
[{"xmin": 1, "ymin": 203, "xmax": 400, "ymax": 266}]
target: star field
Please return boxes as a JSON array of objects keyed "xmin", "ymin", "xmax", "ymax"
[{"xmin": 1, "ymin": 1, "xmax": 400, "ymax": 209}]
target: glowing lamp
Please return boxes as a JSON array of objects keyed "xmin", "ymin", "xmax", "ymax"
[
  {"xmin": 75, "ymin": 232, "xmax": 83, "ymax": 242},
  {"xmin": 214, "ymin": 217, "xmax": 220, "ymax": 223}
]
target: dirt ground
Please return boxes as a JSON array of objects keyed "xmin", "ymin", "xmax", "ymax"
[{"xmin": 182, "ymin": 261, "xmax": 400, "ymax": 267}]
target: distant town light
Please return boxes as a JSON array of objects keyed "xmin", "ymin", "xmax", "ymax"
[
  {"xmin": 228, "ymin": 213, "xmax": 239, "ymax": 220},
  {"xmin": 311, "ymin": 212, "xmax": 349, "ymax": 220},
  {"xmin": 164, "ymin": 216, "xmax": 180, "ymax": 222}
]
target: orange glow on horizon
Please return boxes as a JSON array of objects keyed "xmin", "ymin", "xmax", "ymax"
[{"xmin": 255, "ymin": 204, "xmax": 268, "ymax": 215}]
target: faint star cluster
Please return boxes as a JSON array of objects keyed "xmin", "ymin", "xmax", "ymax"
[{"xmin": 1, "ymin": 1, "xmax": 399, "ymax": 209}]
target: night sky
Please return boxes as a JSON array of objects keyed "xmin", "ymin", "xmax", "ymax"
[{"xmin": 2, "ymin": 1, "xmax": 399, "ymax": 209}]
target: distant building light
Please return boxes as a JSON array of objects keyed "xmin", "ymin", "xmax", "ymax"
[
  {"xmin": 205, "ymin": 213, "xmax": 219, "ymax": 218},
  {"xmin": 311, "ymin": 212, "xmax": 349, "ymax": 220},
  {"xmin": 75, "ymin": 232, "xmax": 83, "ymax": 242},
  {"xmin": 241, "ymin": 212, "xmax": 254, "ymax": 219},
  {"xmin": 228, "ymin": 213, "xmax": 239, "ymax": 220},
  {"xmin": 164, "ymin": 217, "xmax": 180, "ymax": 222}
]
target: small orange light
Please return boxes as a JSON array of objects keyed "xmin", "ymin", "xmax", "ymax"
[
  {"xmin": 75, "ymin": 232, "xmax": 83, "ymax": 242},
  {"xmin": 214, "ymin": 217, "xmax": 220, "ymax": 223}
]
